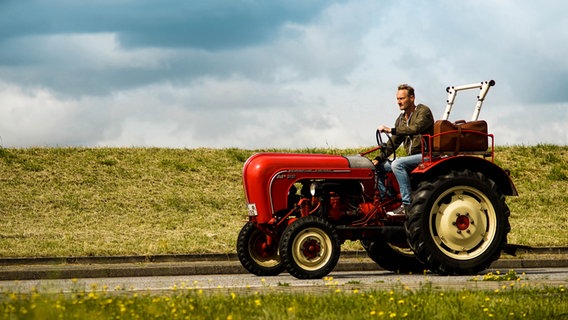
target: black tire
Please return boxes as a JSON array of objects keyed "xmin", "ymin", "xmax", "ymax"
[
  {"xmin": 236, "ymin": 222, "xmax": 285, "ymax": 276},
  {"xmin": 405, "ymin": 169, "xmax": 510, "ymax": 275},
  {"xmin": 361, "ymin": 240, "xmax": 426, "ymax": 274},
  {"xmin": 279, "ymin": 216, "xmax": 340, "ymax": 279}
]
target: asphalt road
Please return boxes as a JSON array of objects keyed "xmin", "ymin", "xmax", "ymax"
[{"xmin": 1, "ymin": 267, "xmax": 567, "ymax": 295}]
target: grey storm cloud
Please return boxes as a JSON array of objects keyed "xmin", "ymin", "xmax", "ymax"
[
  {"xmin": 0, "ymin": 0, "xmax": 332, "ymax": 50},
  {"xmin": 0, "ymin": 0, "xmax": 352, "ymax": 97}
]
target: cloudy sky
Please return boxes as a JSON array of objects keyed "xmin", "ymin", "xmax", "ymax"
[{"xmin": 0, "ymin": 0, "xmax": 566, "ymax": 149}]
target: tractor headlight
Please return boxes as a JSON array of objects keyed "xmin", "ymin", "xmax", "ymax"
[{"xmin": 310, "ymin": 182, "xmax": 323, "ymax": 197}]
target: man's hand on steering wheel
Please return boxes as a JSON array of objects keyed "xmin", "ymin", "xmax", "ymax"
[
  {"xmin": 373, "ymin": 129, "xmax": 396, "ymax": 166},
  {"xmin": 377, "ymin": 125, "xmax": 391, "ymax": 134}
]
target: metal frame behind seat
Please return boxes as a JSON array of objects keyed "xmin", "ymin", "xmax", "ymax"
[{"xmin": 442, "ymin": 80, "xmax": 495, "ymax": 121}]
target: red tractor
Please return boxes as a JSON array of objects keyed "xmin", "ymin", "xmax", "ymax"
[{"xmin": 237, "ymin": 80, "xmax": 517, "ymax": 279}]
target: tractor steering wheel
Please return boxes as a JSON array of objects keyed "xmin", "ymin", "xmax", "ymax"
[{"xmin": 375, "ymin": 130, "xmax": 396, "ymax": 163}]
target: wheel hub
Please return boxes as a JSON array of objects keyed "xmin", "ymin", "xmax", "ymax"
[
  {"xmin": 455, "ymin": 214, "xmax": 470, "ymax": 230},
  {"xmin": 302, "ymin": 239, "xmax": 321, "ymax": 259},
  {"xmin": 436, "ymin": 193, "xmax": 488, "ymax": 254}
]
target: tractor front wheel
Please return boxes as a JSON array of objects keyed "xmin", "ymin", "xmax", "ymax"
[
  {"xmin": 405, "ymin": 170, "xmax": 510, "ymax": 275},
  {"xmin": 237, "ymin": 222, "xmax": 285, "ymax": 276},
  {"xmin": 280, "ymin": 216, "xmax": 340, "ymax": 279}
]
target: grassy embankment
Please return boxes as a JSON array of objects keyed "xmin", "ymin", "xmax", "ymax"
[{"xmin": 0, "ymin": 145, "xmax": 566, "ymax": 258}]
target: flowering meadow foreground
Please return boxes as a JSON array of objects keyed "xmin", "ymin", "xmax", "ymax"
[{"xmin": 1, "ymin": 272, "xmax": 566, "ymax": 319}]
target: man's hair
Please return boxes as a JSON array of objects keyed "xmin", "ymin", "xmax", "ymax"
[{"xmin": 397, "ymin": 84, "xmax": 415, "ymax": 97}]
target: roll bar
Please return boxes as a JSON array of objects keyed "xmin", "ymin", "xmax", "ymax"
[{"xmin": 442, "ymin": 80, "xmax": 495, "ymax": 121}]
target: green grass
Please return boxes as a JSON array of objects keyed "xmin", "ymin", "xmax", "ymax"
[
  {"xmin": 1, "ymin": 282, "xmax": 566, "ymax": 319},
  {"xmin": 0, "ymin": 145, "xmax": 566, "ymax": 258},
  {"xmin": 494, "ymin": 145, "xmax": 568, "ymax": 246}
]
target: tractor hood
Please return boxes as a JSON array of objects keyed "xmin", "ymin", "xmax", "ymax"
[{"xmin": 242, "ymin": 152, "xmax": 375, "ymax": 223}]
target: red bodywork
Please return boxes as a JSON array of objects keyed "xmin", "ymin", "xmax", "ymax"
[
  {"xmin": 242, "ymin": 148, "xmax": 517, "ymax": 230},
  {"xmin": 243, "ymin": 153, "xmax": 376, "ymax": 225}
]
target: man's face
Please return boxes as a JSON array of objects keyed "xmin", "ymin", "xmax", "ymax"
[{"xmin": 396, "ymin": 89, "xmax": 415, "ymax": 111}]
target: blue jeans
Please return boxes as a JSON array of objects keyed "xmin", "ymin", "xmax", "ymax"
[{"xmin": 376, "ymin": 154, "xmax": 423, "ymax": 205}]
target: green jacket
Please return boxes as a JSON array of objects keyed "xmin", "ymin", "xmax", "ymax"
[{"xmin": 374, "ymin": 104, "xmax": 434, "ymax": 162}]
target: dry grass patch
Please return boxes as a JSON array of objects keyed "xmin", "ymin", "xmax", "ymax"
[
  {"xmin": 0, "ymin": 147, "xmax": 251, "ymax": 257},
  {"xmin": 0, "ymin": 145, "xmax": 566, "ymax": 258}
]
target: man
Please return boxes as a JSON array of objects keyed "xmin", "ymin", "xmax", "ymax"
[{"xmin": 372, "ymin": 84, "xmax": 434, "ymax": 215}]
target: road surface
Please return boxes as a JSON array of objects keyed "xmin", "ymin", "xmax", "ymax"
[{"xmin": 2, "ymin": 267, "xmax": 567, "ymax": 295}]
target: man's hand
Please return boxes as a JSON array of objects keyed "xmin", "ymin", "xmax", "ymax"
[{"xmin": 378, "ymin": 125, "xmax": 391, "ymax": 133}]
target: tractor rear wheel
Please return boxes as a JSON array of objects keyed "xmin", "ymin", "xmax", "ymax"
[
  {"xmin": 405, "ymin": 169, "xmax": 510, "ymax": 275},
  {"xmin": 279, "ymin": 216, "xmax": 340, "ymax": 279},
  {"xmin": 361, "ymin": 240, "xmax": 426, "ymax": 274},
  {"xmin": 237, "ymin": 222, "xmax": 285, "ymax": 276}
]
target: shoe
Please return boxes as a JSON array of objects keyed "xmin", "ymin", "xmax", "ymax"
[{"xmin": 387, "ymin": 204, "xmax": 406, "ymax": 216}]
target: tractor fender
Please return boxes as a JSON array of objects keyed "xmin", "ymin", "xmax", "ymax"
[{"xmin": 412, "ymin": 156, "xmax": 518, "ymax": 196}]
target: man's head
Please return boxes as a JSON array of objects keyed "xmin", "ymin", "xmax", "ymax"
[{"xmin": 396, "ymin": 84, "xmax": 415, "ymax": 112}]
